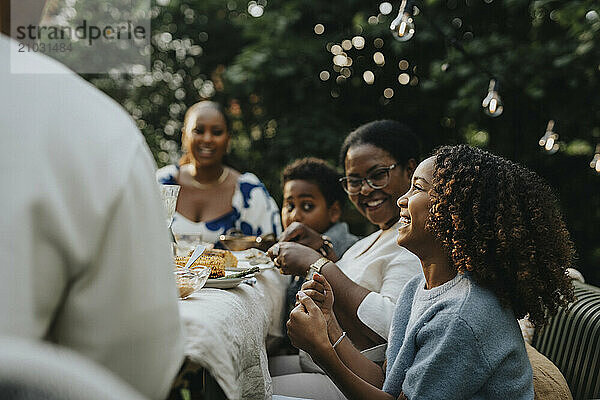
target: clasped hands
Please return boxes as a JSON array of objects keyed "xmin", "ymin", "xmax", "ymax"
[
  {"xmin": 286, "ymin": 273, "xmax": 340, "ymax": 355},
  {"xmin": 268, "ymin": 222, "xmax": 341, "ymax": 353}
]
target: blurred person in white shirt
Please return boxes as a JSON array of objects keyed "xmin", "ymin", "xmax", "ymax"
[{"xmin": 0, "ymin": 1, "xmax": 184, "ymax": 399}]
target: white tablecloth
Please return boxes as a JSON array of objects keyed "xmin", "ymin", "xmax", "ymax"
[{"xmin": 178, "ymin": 268, "xmax": 289, "ymax": 400}]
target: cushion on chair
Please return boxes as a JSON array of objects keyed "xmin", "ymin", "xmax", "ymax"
[
  {"xmin": 532, "ymin": 280, "xmax": 600, "ymax": 400},
  {"xmin": 525, "ymin": 342, "xmax": 572, "ymax": 400}
]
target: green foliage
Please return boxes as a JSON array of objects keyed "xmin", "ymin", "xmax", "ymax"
[{"xmin": 83, "ymin": 0, "xmax": 600, "ymax": 284}]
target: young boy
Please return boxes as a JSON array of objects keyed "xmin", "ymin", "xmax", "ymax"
[
  {"xmin": 275, "ymin": 157, "xmax": 360, "ymax": 355},
  {"xmin": 281, "ymin": 157, "xmax": 358, "ymax": 259}
]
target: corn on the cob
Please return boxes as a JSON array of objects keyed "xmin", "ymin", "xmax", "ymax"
[
  {"xmin": 190, "ymin": 255, "xmax": 226, "ymax": 278},
  {"xmin": 173, "ymin": 254, "xmax": 226, "ymax": 278},
  {"xmin": 201, "ymin": 249, "xmax": 238, "ymax": 268}
]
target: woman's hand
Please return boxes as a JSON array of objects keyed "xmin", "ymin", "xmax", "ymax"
[
  {"xmin": 267, "ymin": 242, "xmax": 321, "ymax": 276},
  {"xmin": 287, "ymin": 291, "xmax": 330, "ymax": 355},
  {"xmin": 299, "ymin": 273, "xmax": 334, "ymax": 326},
  {"xmin": 279, "ymin": 222, "xmax": 325, "ymax": 251}
]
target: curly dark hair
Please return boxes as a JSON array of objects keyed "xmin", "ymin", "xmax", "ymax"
[
  {"xmin": 281, "ymin": 157, "xmax": 345, "ymax": 207},
  {"xmin": 339, "ymin": 120, "xmax": 421, "ymax": 168},
  {"xmin": 427, "ymin": 145, "xmax": 575, "ymax": 327}
]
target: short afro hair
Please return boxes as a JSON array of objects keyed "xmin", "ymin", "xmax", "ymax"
[
  {"xmin": 427, "ymin": 145, "xmax": 576, "ymax": 327},
  {"xmin": 281, "ymin": 157, "xmax": 346, "ymax": 207},
  {"xmin": 339, "ymin": 120, "xmax": 421, "ymax": 168}
]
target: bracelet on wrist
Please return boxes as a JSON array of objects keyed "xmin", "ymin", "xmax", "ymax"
[
  {"xmin": 309, "ymin": 257, "xmax": 329, "ymax": 275},
  {"xmin": 332, "ymin": 331, "xmax": 347, "ymax": 349}
]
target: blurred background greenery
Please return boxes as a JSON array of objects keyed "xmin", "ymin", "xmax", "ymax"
[{"xmin": 80, "ymin": 0, "xmax": 599, "ymax": 284}]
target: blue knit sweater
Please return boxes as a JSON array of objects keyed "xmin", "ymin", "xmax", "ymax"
[{"xmin": 383, "ymin": 273, "xmax": 534, "ymax": 399}]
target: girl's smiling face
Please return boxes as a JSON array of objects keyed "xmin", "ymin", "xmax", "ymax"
[{"xmin": 396, "ymin": 156, "xmax": 437, "ymax": 257}]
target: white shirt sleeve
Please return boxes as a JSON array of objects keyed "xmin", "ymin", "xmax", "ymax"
[
  {"xmin": 357, "ymin": 249, "xmax": 422, "ymax": 338},
  {"xmin": 49, "ymin": 145, "xmax": 184, "ymax": 400}
]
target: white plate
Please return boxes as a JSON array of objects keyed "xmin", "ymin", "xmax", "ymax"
[
  {"xmin": 230, "ymin": 250, "xmax": 274, "ymax": 270},
  {"xmin": 225, "ymin": 262, "xmax": 274, "ymax": 272},
  {"xmin": 203, "ymin": 277, "xmax": 246, "ymax": 289},
  {"xmin": 203, "ymin": 270, "xmax": 256, "ymax": 289}
]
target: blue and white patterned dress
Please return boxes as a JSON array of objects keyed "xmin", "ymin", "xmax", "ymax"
[{"xmin": 157, "ymin": 165, "xmax": 282, "ymax": 244}]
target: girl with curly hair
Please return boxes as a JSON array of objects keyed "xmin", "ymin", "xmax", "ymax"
[{"xmin": 280, "ymin": 145, "xmax": 575, "ymax": 400}]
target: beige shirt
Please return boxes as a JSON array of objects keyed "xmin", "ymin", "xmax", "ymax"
[
  {"xmin": 337, "ymin": 220, "xmax": 422, "ymax": 338},
  {"xmin": 0, "ymin": 35, "xmax": 183, "ymax": 400}
]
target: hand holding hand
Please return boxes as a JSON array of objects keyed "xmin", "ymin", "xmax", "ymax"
[
  {"xmin": 287, "ymin": 291, "xmax": 330, "ymax": 355},
  {"xmin": 299, "ymin": 273, "xmax": 334, "ymax": 326},
  {"xmin": 267, "ymin": 242, "xmax": 321, "ymax": 276}
]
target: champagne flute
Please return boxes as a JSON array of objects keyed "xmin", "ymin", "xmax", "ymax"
[{"xmin": 160, "ymin": 185, "xmax": 180, "ymax": 243}]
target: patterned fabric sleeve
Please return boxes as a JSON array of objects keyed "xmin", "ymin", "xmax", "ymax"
[
  {"xmin": 156, "ymin": 164, "xmax": 179, "ymax": 185},
  {"xmin": 235, "ymin": 173, "xmax": 282, "ymax": 237}
]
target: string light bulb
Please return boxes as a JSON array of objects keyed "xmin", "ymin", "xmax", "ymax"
[
  {"xmin": 481, "ymin": 78, "xmax": 503, "ymax": 117},
  {"xmin": 538, "ymin": 120, "xmax": 560, "ymax": 155},
  {"xmin": 390, "ymin": 0, "xmax": 415, "ymax": 42},
  {"xmin": 590, "ymin": 144, "xmax": 600, "ymax": 173}
]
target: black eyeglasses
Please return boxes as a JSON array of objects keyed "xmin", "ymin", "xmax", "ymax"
[{"xmin": 339, "ymin": 164, "xmax": 397, "ymax": 195}]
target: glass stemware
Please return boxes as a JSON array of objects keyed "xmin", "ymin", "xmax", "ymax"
[
  {"xmin": 160, "ymin": 184, "xmax": 180, "ymax": 227},
  {"xmin": 160, "ymin": 185, "xmax": 180, "ymax": 246}
]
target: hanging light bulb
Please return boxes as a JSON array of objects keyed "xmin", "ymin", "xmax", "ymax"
[
  {"xmin": 590, "ymin": 144, "xmax": 600, "ymax": 173},
  {"xmin": 481, "ymin": 78, "xmax": 503, "ymax": 117},
  {"xmin": 538, "ymin": 120, "xmax": 560, "ymax": 155},
  {"xmin": 390, "ymin": 0, "xmax": 415, "ymax": 42}
]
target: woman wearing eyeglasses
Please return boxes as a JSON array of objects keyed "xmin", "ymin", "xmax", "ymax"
[{"xmin": 268, "ymin": 121, "xmax": 422, "ymax": 399}]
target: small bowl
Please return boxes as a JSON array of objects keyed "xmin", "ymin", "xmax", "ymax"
[
  {"xmin": 219, "ymin": 233, "xmax": 277, "ymax": 251},
  {"xmin": 174, "ymin": 268, "xmax": 210, "ymax": 299},
  {"xmin": 219, "ymin": 235, "xmax": 260, "ymax": 251}
]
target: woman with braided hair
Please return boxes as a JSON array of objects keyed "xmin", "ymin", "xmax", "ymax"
[{"xmin": 280, "ymin": 145, "xmax": 575, "ymax": 400}]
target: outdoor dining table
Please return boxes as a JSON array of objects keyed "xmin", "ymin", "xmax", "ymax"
[{"xmin": 177, "ymin": 266, "xmax": 289, "ymax": 400}]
